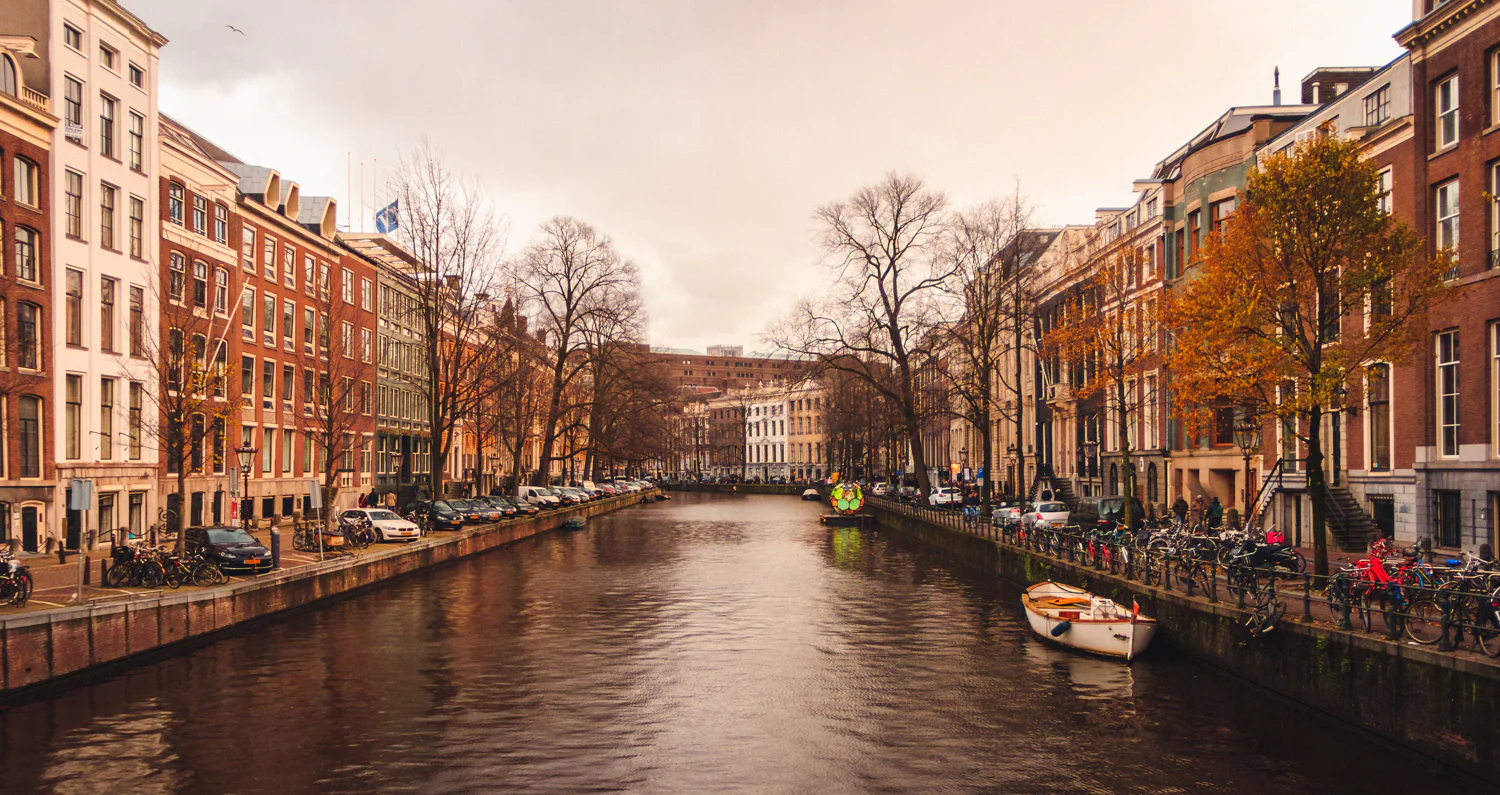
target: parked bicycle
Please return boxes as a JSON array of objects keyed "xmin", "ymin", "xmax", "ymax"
[{"xmin": 0, "ymin": 551, "xmax": 33, "ymax": 606}]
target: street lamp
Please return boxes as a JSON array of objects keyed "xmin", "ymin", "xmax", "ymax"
[
  {"xmin": 958, "ymin": 447, "xmax": 968, "ymax": 480},
  {"xmin": 235, "ymin": 443, "xmax": 258, "ymax": 531},
  {"xmin": 1233, "ymin": 415, "xmax": 1262, "ymax": 521}
]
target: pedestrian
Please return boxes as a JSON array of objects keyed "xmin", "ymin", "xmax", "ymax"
[
  {"xmin": 1190, "ymin": 494, "xmax": 1206, "ymax": 528},
  {"xmin": 1172, "ymin": 495, "xmax": 1188, "ymax": 525},
  {"xmin": 357, "ymin": 493, "xmax": 367, "ymax": 508},
  {"xmin": 384, "ymin": 491, "xmax": 397, "ymax": 510},
  {"xmin": 1207, "ymin": 496, "xmax": 1224, "ymax": 529}
]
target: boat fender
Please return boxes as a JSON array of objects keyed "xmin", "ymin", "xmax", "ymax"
[{"xmin": 1050, "ymin": 620, "xmax": 1072, "ymax": 637}]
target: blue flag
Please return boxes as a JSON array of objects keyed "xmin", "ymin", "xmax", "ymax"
[{"xmin": 375, "ymin": 200, "xmax": 399, "ymax": 234}]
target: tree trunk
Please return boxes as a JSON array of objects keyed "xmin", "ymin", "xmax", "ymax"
[
  {"xmin": 1306, "ymin": 403, "xmax": 1330, "ymax": 576},
  {"xmin": 174, "ymin": 464, "xmax": 188, "ymax": 555},
  {"xmin": 1117, "ymin": 378, "xmax": 1135, "ymax": 528}
]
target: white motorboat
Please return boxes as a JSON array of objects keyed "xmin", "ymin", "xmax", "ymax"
[{"xmin": 1021, "ymin": 581, "xmax": 1156, "ymax": 661}]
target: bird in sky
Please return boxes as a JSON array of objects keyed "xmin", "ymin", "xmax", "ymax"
[{"xmin": 225, "ymin": 25, "xmax": 245, "ymax": 36}]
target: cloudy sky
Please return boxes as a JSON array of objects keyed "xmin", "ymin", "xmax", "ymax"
[{"xmin": 129, "ymin": 0, "xmax": 1410, "ymax": 351}]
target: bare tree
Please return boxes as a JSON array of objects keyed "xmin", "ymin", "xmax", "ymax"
[
  {"xmin": 939, "ymin": 192, "xmax": 1040, "ymax": 516},
  {"xmin": 516, "ymin": 216, "xmax": 643, "ymax": 485},
  {"xmin": 386, "ymin": 141, "xmax": 507, "ymax": 500},
  {"xmin": 300, "ymin": 283, "xmax": 373, "ymax": 529},
  {"xmin": 772, "ymin": 172, "xmax": 952, "ymax": 495}
]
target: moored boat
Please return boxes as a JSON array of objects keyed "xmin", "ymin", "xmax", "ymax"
[{"xmin": 1021, "ymin": 581, "xmax": 1155, "ymax": 661}]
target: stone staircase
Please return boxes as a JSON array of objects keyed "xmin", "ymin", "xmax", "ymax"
[
  {"xmin": 1033, "ymin": 464, "xmax": 1078, "ymax": 512},
  {"xmin": 1325, "ymin": 484, "xmax": 1379, "ymax": 552}
]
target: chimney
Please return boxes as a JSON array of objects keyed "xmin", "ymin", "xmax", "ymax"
[{"xmin": 1273, "ymin": 67, "xmax": 1282, "ymax": 106}]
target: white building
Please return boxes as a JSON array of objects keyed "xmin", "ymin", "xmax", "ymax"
[
  {"xmin": 7, "ymin": 0, "xmax": 166, "ymax": 549},
  {"xmin": 744, "ymin": 386, "xmax": 788, "ymax": 482}
]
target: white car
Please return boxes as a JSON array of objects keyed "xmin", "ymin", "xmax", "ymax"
[
  {"xmin": 871, "ymin": 483, "xmax": 890, "ymax": 496},
  {"xmin": 992, "ymin": 505, "xmax": 1024, "ymax": 526},
  {"xmin": 341, "ymin": 508, "xmax": 421, "ymax": 542},
  {"xmin": 928, "ymin": 487, "xmax": 962, "ymax": 507},
  {"xmin": 517, "ymin": 486, "xmax": 562, "ymax": 509},
  {"xmin": 1023, "ymin": 502, "xmax": 1071, "ymax": 529}
]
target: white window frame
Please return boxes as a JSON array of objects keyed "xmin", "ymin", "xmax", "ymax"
[
  {"xmin": 1438, "ymin": 329, "xmax": 1460, "ymax": 459},
  {"xmin": 1436, "ymin": 179, "xmax": 1460, "ymax": 259},
  {"xmin": 1437, "ymin": 74, "xmax": 1460, "ymax": 149}
]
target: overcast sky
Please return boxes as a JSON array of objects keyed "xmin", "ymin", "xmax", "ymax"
[{"xmin": 128, "ymin": 0, "xmax": 1410, "ymax": 352}]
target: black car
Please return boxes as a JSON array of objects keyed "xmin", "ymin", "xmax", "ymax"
[
  {"xmin": 499, "ymin": 496, "xmax": 540, "ymax": 517},
  {"xmin": 477, "ymin": 496, "xmax": 518, "ymax": 519},
  {"xmin": 417, "ymin": 501, "xmax": 466, "ymax": 531},
  {"xmin": 186, "ymin": 526, "xmax": 273, "ymax": 574},
  {"xmin": 1074, "ymin": 496, "xmax": 1146, "ymax": 532}
]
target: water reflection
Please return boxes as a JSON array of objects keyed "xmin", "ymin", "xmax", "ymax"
[{"xmin": 0, "ymin": 493, "xmax": 1487, "ymax": 794}]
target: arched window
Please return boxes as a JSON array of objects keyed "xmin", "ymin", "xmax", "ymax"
[
  {"xmin": 18, "ymin": 395, "xmax": 41, "ymax": 478},
  {"xmin": 0, "ymin": 54, "xmax": 17, "ymax": 97}
]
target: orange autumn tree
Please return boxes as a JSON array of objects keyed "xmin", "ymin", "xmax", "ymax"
[
  {"xmin": 1166, "ymin": 131, "xmax": 1454, "ymax": 575},
  {"xmin": 1046, "ymin": 238, "xmax": 1164, "ymax": 529}
]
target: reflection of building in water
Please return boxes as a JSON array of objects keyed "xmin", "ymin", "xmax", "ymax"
[
  {"xmin": 42, "ymin": 705, "xmax": 186, "ymax": 795},
  {"xmin": 831, "ymin": 526, "xmax": 862, "ymax": 570}
]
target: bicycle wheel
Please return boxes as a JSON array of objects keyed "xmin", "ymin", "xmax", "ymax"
[
  {"xmin": 1289, "ymin": 550, "xmax": 1307, "ymax": 573},
  {"xmin": 1192, "ymin": 565, "xmax": 1212, "ymax": 597},
  {"xmin": 1404, "ymin": 599, "xmax": 1445, "ymax": 645},
  {"xmin": 1358, "ymin": 594, "xmax": 1375, "ymax": 632},
  {"xmin": 1475, "ymin": 592, "xmax": 1500, "ymax": 657},
  {"xmin": 163, "ymin": 565, "xmax": 183, "ymax": 589},
  {"xmin": 139, "ymin": 562, "xmax": 164, "ymax": 589},
  {"xmin": 15, "ymin": 572, "xmax": 32, "ymax": 605},
  {"xmin": 106, "ymin": 562, "xmax": 131, "ymax": 587}
]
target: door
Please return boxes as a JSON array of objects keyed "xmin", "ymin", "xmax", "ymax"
[
  {"xmin": 65, "ymin": 495, "xmax": 82, "ymax": 550},
  {"xmin": 190, "ymin": 491, "xmax": 204, "ymax": 527},
  {"xmin": 1436, "ymin": 490, "xmax": 1462, "ymax": 549},
  {"xmin": 21, "ymin": 506, "xmax": 39, "ymax": 553}
]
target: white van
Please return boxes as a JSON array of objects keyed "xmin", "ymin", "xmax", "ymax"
[{"xmin": 517, "ymin": 486, "xmax": 561, "ymax": 510}]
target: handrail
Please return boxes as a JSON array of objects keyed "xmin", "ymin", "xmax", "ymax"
[{"xmin": 1247, "ymin": 457, "xmax": 1287, "ymax": 529}]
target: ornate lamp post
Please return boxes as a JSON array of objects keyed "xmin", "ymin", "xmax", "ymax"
[
  {"xmin": 235, "ymin": 443, "xmax": 258, "ymax": 531},
  {"xmin": 1233, "ymin": 415, "xmax": 1262, "ymax": 522}
]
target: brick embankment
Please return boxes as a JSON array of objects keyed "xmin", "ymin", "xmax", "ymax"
[
  {"xmin": 0, "ymin": 492, "xmax": 655, "ymax": 700},
  {"xmin": 865, "ymin": 499, "xmax": 1500, "ymax": 786}
]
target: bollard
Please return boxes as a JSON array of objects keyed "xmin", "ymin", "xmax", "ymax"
[
  {"xmin": 1208, "ymin": 562, "xmax": 1218, "ymax": 603},
  {"xmin": 1163, "ymin": 559, "xmax": 1172, "ymax": 593},
  {"xmin": 1437, "ymin": 598, "xmax": 1455, "ymax": 652},
  {"xmin": 270, "ymin": 529, "xmax": 282, "ymax": 570},
  {"xmin": 1339, "ymin": 586, "xmax": 1354, "ymax": 631},
  {"xmin": 1302, "ymin": 574, "xmax": 1313, "ymax": 623},
  {"xmin": 83, "ymin": 555, "xmax": 91, "ymax": 585},
  {"xmin": 100, "ymin": 558, "xmax": 110, "ymax": 585},
  {"xmin": 1184, "ymin": 564, "xmax": 1196, "ymax": 597},
  {"xmin": 1385, "ymin": 588, "xmax": 1401, "ymax": 641}
]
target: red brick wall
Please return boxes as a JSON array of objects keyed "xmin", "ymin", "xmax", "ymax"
[{"xmin": 0, "ymin": 126, "xmax": 54, "ymax": 487}]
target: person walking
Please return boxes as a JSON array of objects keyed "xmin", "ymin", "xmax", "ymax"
[
  {"xmin": 357, "ymin": 493, "xmax": 367, "ymax": 508},
  {"xmin": 384, "ymin": 491, "xmax": 397, "ymax": 510},
  {"xmin": 1206, "ymin": 496, "xmax": 1224, "ymax": 529},
  {"xmin": 1172, "ymin": 495, "xmax": 1188, "ymax": 526},
  {"xmin": 1190, "ymin": 494, "xmax": 1206, "ymax": 529}
]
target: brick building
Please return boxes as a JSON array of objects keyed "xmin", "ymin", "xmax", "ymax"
[
  {"xmin": 650, "ymin": 344, "xmax": 808, "ymax": 394},
  {"xmin": 0, "ymin": 35, "xmax": 56, "ymax": 551}
]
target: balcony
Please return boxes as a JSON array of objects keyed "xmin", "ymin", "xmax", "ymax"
[{"xmin": 20, "ymin": 86, "xmax": 49, "ymax": 114}]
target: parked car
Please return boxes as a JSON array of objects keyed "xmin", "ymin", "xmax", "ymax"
[
  {"xmin": 493, "ymin": 496, "xmax": 539, "ymax": 517},
  {"xmin": 871, "ymin": 482, "xmax": 890, "ymax": 496},
  {"xmin": 476, "ymin": 496, "xmax": 518, "ymax": 519},
  {"xmin": 928, "ymin": 487, "xmax": 963, "ymax": 508},
  {"xmin": 1074, "ymin": 496, "xmax": 1146, "ymax": 532},
  {"xmin": 992, "ymin": 503, "xmax": 1025, "ymax": 526},
  {"xmin": 517, "ymin": 486, "xmax": 562, "ymax": 509},
  {"xmin": 897, "ymin": 485, "xmax": 919, "ymax": 503},
  {"xmin": 340, "ymin": 508, "xmax": 421, "ymax": 542},
  {"xmin": 1023, "ymin": 502, "xmax": 1071, "ymax": 529},
  {"xmin": 421, "ymin": 501, "xmax": 469, "ymax": 531},
  {"xmin": 185, "ymin": 526, "xmax": 273, "ymax": 574}
]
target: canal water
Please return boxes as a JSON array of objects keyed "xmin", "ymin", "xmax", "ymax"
[{"xmin": 0, "ymin": 493, "xmax": 1486, "ymax": 794}]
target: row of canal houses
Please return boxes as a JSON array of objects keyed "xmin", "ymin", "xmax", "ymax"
[
  {"xmin": 941, "ymin": 0, "xmax": 1500, "ymax": 555},
  {"xmin": 0, "ymin": 0, "xmax": 496, "ymax": 554}
]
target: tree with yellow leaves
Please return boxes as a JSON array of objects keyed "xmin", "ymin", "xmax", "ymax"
[{"xmin": 1167, "ymin": 132, "xmax": 1455, "ymax": 575}]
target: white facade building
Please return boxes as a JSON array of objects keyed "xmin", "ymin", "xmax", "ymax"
[
  {"xmin": 744, "ymin": 387, "xmax": 788, "ymax": 482},
  {"xmin": 25, "ymin": 0, "xmax": 166, "ymax": 549}
]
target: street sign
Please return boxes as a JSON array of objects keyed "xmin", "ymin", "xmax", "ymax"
[
  {"xmin": 68, "ymin": 479, "xmax": 94, "ymax": 510},
  {"xmin": 306, "ymin": 479, "xmax": 322, "ymax": 509}
]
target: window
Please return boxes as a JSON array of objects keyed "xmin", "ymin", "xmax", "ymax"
[
  {"xmin": 303, "ymin": 255, "xmax": 315, "ymax": 291},
  {"xmin": 342, "ymin": 268, "xmax": 353, "ymax": 303},
  {"xmin": 360, "ymin": 277, "xmax": 372, "ymax": 311},
  {"xmin": 191, "ymin": 415, "xmax": 205, "ymax": 472},
  {"xmin": 65, "ymin": 375, "xmax": 82, "ymax": 459},
  {"xmin": 213, "ymin": 417, "xmax": 225, "ymax": 473},
  {"xmin": 242, "ymin": 226, "xmax": 256, "ymax": 271},
  {"xmin": 1437, "ymin": 74, "xmax": 1459, "ymax": 149},
  {"xmin": 1436, "ymin": 180, "xmax": 1460, "ymax": 279},
  {"xmin": 15, "ymin": 226, "xmax": 37, "ymax": 282},
  {"xmin": 100, "ymin": 44, "xmax": 117, "ymax": 70},
  {"xmin": 100, "ymin": 377, "xmax": 114, "ymax": 461},
  {"xmin": 240, "ymin": 355, "xmax": 254, "ymax": 403},
  {"xmin": 214, "ymin": 204, "xmax": 228, "ymax": 244},
  {"xmin": 1208, "ymin": 197, "xmax": 1236, "ymax": 231},
  {"xmin": 303, "ymin": 307, "xmax": 315, "ymax": 351},
  {"xmin": 99, "ymin": 183, "xmax": 116, "ymax": 249},
  {"xmin": 129, "ymin": 286, "xmax": 144, "ymax": 356},
  {"xmin": 262, "ymin": 293, "xmax": 276, "ymax": 343},
  {"xmin": 262, "ymin": 360, "xmax": 274, "ymax": 401},
  {"xmin": 303, "ymin": 368, "xmax": 314, "ymax": 408},
  {"xmin": 361, "ymin": 328, "xmax": 372, "ymax": 362},
  {"xmin": 283, "ymin": 429, "xmax": 293, "ymax": 473},
  {"xmin": 282, "ymin": 363, "xmax": 294, "ymax": 402},
  {"xmin": 129, "ymin": 63, "xmax": 144, "ymax": 88},
  {"xmin": 18, "ymin": 396, "xmax": 39, "ymax": 478},
  {"xmin": 63, "ymin": 76, "xmax": 82, "ymax": 131},
  {"xmin": 0, "ymin": 53, "xmax": 12, "ymax": 96},
  {"xmin": 169, "ymin": 251, "xmax": 185, "ymax": 301},
  {"xmin": 1367, "ymin": 364, "xmax": 1390, "ymax": 471},
  {"xmin": 1377, "ymin": 168, "xmax": 1393, "ymax": 216},
  {"xmin": 1187, "ymin": 210, "xmax": 1201, "ymax": 258},
  {"xmin": 319, "ymin": 262, "xmax": 330, "ymax": 296},
  {"xmin": 63, "ymin": 24, "xmax": 82, "ymax": 50},
  {"xmin": 320, "ymin": 313, "xmax": 330, "ymax": 353},
  {"xmin": 361, "ymin": 381, "xmax": 372, "ymax": 414},
  {"xmin": 192, "ymin": 195, "xmax": 208, "ymax": 235},
  {"xmin": 1365, "ymin": 84, "xmax": 1391, "ymax": 127},
  {"xmin": 215, "ymin": 267, "xmax": 229, "ymax": 314},
  {"xmin": 13, "ymin": 157, "xmax": 37, "ymax": 206},
  {"xmin": 168, "ymin": 181, "xmax": 184, "ymax": 225},
  {"xmin": 283, "ymin": 246, "xmax": 295, "ymax": 288},
  {"xmin": 128, "ymin": 112, "xmax": 143, "ymax": 171},
  {"xmin": 342, "ymin": 321, "xmax": 354, "ymax": 358},
  {"xmin": 129, "ymin": 382, "xmax": 143, "ymax": 459},
  {"xmin": 99, "ymin": 94, "xmax": 115, "ymax": 157},
  {"xmin": 166, "ymin": 328, "xmax": 183, "ymax": 392},
  {"xmin": 240, "ymin": 288, "xmax": 255, "ymax": 337},
  {"xmin": 282, "ymin": 299, "xmax": 294, "ymax": 345},
  {"xmin": 66, "ymin": 171, "xmax": 84, "ymax": 238},
  {"xmin": 192, "ymin": 260, "xmax": 208, "ymax": 308},
  {"xmin": 16, "ymin": 302, "xmax": 39, "ymax": 370},
  {"xmin": 263, "ymin": 427, "xmax": 274, "ymax": 473},
  {"xmin": 262, "ymin": 236, "xmax": 275, "ymax": 281},
  {"xmin": 100, "ymin": 278, "xmax": 116, "ymax": 352},
  {"xmin": 128, "ymin": 195, "xmax": 144, "ymax": 257},
  {"xmin": 1494, "ymin": 324, "xmax": 1500, "ymax": 457},
  {"xmin": 1439, "ymin": 330, "xmax": 1460, "ymax": 458},
  {"xmin": 66, "ymin": 269, "xmax": 83, "ymax": 346}
]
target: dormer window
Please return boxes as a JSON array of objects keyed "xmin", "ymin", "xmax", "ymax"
[{"xmin": 0, "ymin": 54, "xmax": 16, "ymax": 96}]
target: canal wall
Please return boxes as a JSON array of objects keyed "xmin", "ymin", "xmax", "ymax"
[
  {"xmin": 0, "ymin": 493, "xmax": 653, "ymax": 700},
  {"xmin": 867, "ymin": 501, "xmax": 1500, "ymax": 784}
]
